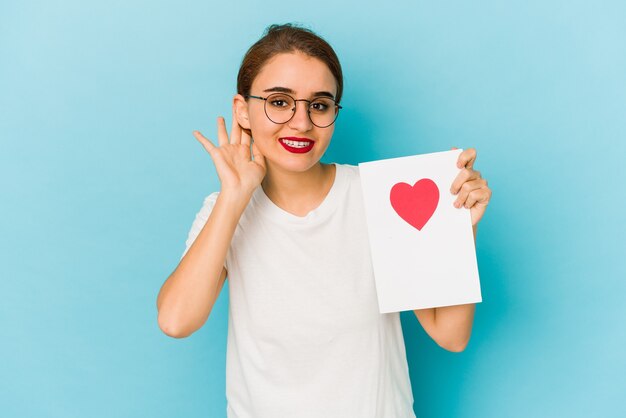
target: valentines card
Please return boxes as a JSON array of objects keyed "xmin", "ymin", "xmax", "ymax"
[{"xmin": 358, "ymin": 149, "xmax": 482, "ymax": 313}]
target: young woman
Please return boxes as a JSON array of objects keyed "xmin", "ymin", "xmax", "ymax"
[{"xmin": 157, "ymin": 23, "xmax": 492, "ymax": 418}]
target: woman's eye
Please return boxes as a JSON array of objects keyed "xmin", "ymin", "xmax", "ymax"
[
  {"xmin": 311, "ymin": 101, "xmax": 329, "ymax": 112},
  {"xmin": 267, "ymin": 94, "xmax": 293, "ymax": 109}
]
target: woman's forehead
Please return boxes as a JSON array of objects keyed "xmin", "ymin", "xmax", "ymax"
[{"xmin": 251, "ymin": 52, "xmax": 337, "ymax": 97}]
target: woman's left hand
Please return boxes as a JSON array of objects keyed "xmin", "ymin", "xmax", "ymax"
[{"xmin": 449, "ymin": 147, "xmax": 492, "ymax": 226}]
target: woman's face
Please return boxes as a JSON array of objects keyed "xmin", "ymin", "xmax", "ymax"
[{"xmin": 237, "ymin": 51, "xmax": 338, "ymax": 174}]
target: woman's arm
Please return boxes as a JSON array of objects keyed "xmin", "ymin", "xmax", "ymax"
[
  {"xmin": 413, "ymin": 220, "xmax": 478, "ymax": 352},
  {"xmin": 157, "ymin": 190, "xmax": 251, "ymax": 338},
  {"xmin": 414, "ymin": 148, "xmax": 489, "ymax": 351},
  {"xmin": 413, "ymin": 303, "xmax": 475, "ymax": 352},
  {"xmin": 157, "ymin": 114, "xmax": 266, "ymax": 338}
]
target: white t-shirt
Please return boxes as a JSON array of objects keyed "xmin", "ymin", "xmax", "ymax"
[{"xmin": 181, "ymin": 163, "xmax": 416, "ymax": 418}]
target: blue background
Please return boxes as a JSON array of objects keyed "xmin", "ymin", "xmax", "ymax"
[{"xmin": 1, "ymin": 1, "xmax": 625, "ymax": 417}]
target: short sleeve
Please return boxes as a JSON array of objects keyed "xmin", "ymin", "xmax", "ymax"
[{"xmin": 179, "ymin": 192, "xmax": 227, "ymax": 271}]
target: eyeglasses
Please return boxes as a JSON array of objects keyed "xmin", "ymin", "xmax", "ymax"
[{"xmin": 245, "ymin": 92, "xmax": 343, "ymax": 128}]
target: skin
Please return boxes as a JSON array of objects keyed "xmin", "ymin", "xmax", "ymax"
[{"xmin": 192, "ymin": 52, "xmax": 492, "ymax": 352}]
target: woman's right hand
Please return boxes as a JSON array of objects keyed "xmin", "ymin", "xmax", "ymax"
[{"xmin": 193, "ymin": 113, "xmax": 266, "ymax": 197}]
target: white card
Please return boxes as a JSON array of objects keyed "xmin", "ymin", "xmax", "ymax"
[{"xmin": 358, "ymin": 149, "xmax": 482, "ymax": 313}]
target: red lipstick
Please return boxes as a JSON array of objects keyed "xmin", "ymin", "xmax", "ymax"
[{"xmin": 278, "ymin": 137, "xmax": 315, "ymax": 154}]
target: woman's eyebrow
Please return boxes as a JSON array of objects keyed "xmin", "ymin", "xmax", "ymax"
[
  {"xmin": 263, "ymin": 86, "xmax": 294, "ymax": 94},
  {"xmin": 263, "ymin": 86, "xmax": 336, "ymax": 99}
]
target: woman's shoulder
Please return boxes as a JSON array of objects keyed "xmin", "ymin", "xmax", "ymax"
[
  {"xmin": 335, "ymin": 162, "xmax": 357, "ymax": 169},
  {"xmin": 334, "ymin": 162, "xmax": 358, "ymax": 174},
  {"xmin": 334, "ymin": 162, "xmax": 360, "ymax": 183},
  {"xmin": 331, "ymin": 163, "xmax": 364, "ymax": 203}
]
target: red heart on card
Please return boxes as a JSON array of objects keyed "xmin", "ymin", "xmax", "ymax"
[{"xmin": 390, "ymin": 179, "xmax": 440, "ymax": 231}]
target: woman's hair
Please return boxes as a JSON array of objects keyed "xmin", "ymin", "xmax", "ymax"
[{"xmin": 237, "ymin": 23, "xmax": 344, "ymax": 103}]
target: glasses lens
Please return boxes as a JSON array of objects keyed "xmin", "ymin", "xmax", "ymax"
[
  {"xmin": 265, "ymin": 93, "xmax": 295, "ymax": 124},
  {"xmin": 309, "ymin": 98, "xmax": 338, "ymax": 127}
]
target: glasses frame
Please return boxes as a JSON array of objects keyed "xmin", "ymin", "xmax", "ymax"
[{"xmin": 244, "ymin": 93, "xmax": 343, "ymax": 128}]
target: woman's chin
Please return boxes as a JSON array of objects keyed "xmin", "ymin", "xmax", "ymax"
[{"xmin": 266, "ymin": 156, "xmax": 323, "ymax": 174}]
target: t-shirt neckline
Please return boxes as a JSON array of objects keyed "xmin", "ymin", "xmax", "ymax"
[{"xmin": 252, "ymin": 163, "xmax": 346, "ymax": 225}]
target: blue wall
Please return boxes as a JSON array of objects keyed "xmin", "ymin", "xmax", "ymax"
[{"xmin": 1, "ymin": 1, "xmax": 624, "ymax": 417}]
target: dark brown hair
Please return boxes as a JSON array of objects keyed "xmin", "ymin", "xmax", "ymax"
[{"xmin": 237, "ymin": 23, "xmax": 344, "ymax": 103}]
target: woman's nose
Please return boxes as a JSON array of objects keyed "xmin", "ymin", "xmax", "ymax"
[{"xmin": 287, "ymin": 101, "xmax": 313, "ymax": 131}]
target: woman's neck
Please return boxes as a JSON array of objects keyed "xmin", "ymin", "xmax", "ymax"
[{"xmin": 261, "ymin": 162, "xmax": 336, "ymax": 217}]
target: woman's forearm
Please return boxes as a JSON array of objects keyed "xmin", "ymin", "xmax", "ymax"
[
  {"xmin": 432, "ymin": 303, "xmax": 475, "ymax": 352},
  {"xmin": 157, "ymin": 189, "xmax": 251, "ymax": 338},
  {"xmin": 429, "ymin": 224, "xmax": 477, "ymax": 351},
  {"xmin": 413, "ymin": 302, "xmax": 475, "ymax": 352}
]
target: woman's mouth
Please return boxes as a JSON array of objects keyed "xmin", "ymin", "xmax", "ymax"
[{"xmin": 278, "ymin": 137, "xmax": 315, "ymax": 154}]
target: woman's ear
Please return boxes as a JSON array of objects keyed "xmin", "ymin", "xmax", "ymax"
[{"xmin": 233, "ymin": 94, "xmax": 251, "ymax": 130}]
